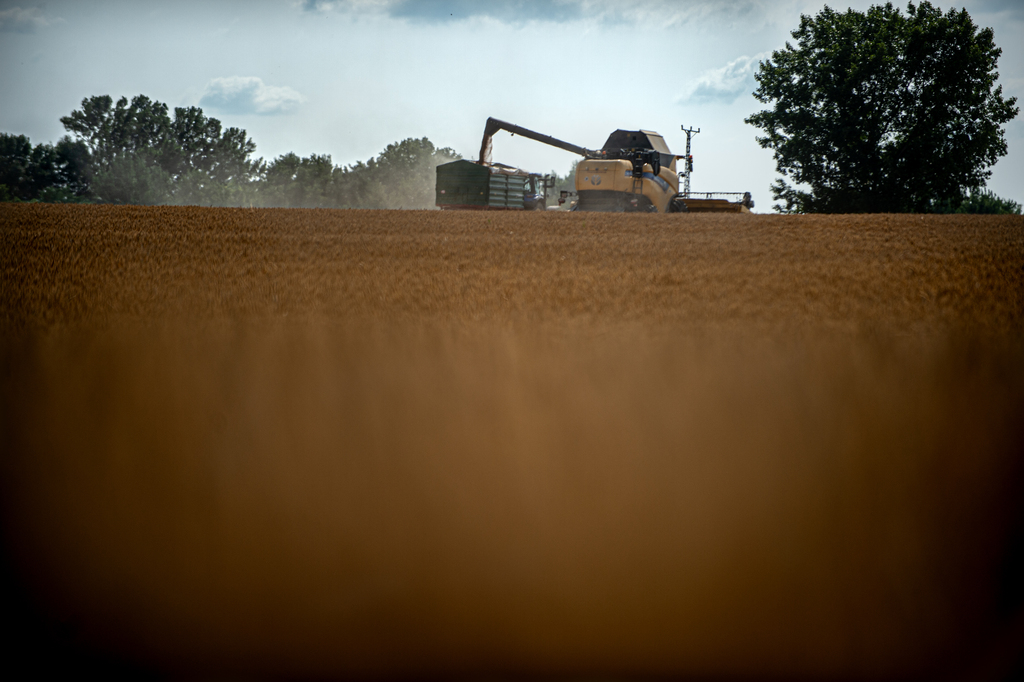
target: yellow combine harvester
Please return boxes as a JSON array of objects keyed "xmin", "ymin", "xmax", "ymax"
[{"xmin": 476, "ymin": 117, "xmax": 753, "ymax": 213}]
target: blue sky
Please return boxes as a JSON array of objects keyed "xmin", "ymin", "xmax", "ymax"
[{"xmin": 1, "ymin": 0, "xmax": 1021, "ymax": 210}]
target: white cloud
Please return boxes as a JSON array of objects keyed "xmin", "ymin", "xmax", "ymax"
[
  {"xmin": 295, "ymin": 0, "xmax": 768, "ymax": 26},
  {"xmin": 297, "ymin": 0, "xmax": 391, "ymax": 12},
  {"xmin": 678, "ymin": 53, "xmax": 769, "ymax": 105},
  {"xmin": 0, "ymin": 7, "xmax": 51, "ymax": 33},
  {"xmin": 199, "ymin": 77, "xmax": 305, "ymax": 116},
  {"xmin": 580, "ymin": 0, "xmax": 767, "ymax": 28}
]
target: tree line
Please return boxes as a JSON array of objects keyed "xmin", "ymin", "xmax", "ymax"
[{"xmin": 0, "ymin": 94, "xmax": 463, "ymax": 209}]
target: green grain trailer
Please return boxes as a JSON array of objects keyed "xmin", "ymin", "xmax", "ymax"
[{"xmin": 435, "ymin": 160, "xmax": 527, "ymax": 210}]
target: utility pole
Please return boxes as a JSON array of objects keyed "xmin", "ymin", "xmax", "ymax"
[{"xmin": 680, "ymin": 125, "xmax": 700, "ymax": 198}]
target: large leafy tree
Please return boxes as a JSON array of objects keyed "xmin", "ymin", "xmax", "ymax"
[
  {"xmin": 746, "ymin": 2, "xmax": 1018, "ymax": 213},
  {"xmin": 171, "ymin": 106, "xmax": 261, "ymax": 206},
  {"xmin": 61, "ymin": 95, "xmax": 176, "ymax": 171},
  {"xmin": 60, "ymin": 95, "xmax": 259, "ymax": 205}
]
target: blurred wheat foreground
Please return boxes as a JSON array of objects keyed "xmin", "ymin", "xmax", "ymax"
[{"xmin": 2, "ymin": 204, "xmax": 1024, "ymax": 680}]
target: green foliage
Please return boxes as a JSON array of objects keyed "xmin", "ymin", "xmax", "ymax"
[
  {"xmin": 372, "ymin": 137, "xmax": 461, "ymax": 209},
  {"xmin": 5, "ymin": 94, "xmax": 461, "ymax": 209},
  {"xmin": 59, "ymin": 94, "xmax": 260, "ymax": 205},
  {"xmin": 0, "ymin": 133, "xmax": 34, "ymax": 200},
  {"xmin": 256, "ymin": 137, "xmax": 460, "ymax": 209},
  {"xmin": 0, "ymin": 132, "xmax": 91, "ymax": 202},
  {"xmin": 53, "ymin": 136, "xmax": 92, "ymax": 197},
  {"xmin": 261, "ymin": 153, "xmax": 335, "ymax": 208},
  {"xmin": 169, "ymin": 106, "xmax": 261, "ymax": 205},
  {"xmin": 89, "ymin": 152, "xmax": 173, "ymax": 206},
  {"xmin": 331, "ymin": 137, "xmax": 461, "ymax": 209},
  {"xmin": 746, "ymin": 2, "xmax": 1018, "ymax": 213},
  {"xmin": 931, "ymin": 189, "xmax": 1021, "ymax": 214},
  {"xmin": 548, "ymin": 160, "xmax": 577, "ymax": 205},
  {"xmin": 37, "ymin": 186, "xmax": 93, "ymax": 204},
  {"xmin": 957, "ymin": 190, "xmax": 1021, "ymax": 214},
  {"xmin": 61, "ymin": 95, "xmax": 178, "ymax": 177}
]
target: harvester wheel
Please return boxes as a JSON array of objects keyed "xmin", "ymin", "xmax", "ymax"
[{"xmin": 668, "ymin": 197, "xmax": 689, "ymax": 213}]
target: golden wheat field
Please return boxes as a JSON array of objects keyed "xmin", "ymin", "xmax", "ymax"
[{"xmin": 2, "ymin": 204, "xmax": 1024, "ymax": 680}]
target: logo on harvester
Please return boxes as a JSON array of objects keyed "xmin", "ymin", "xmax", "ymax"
[{"xmin": 590, "ymin": 175, "xmax": 601, "ymax": 186}]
